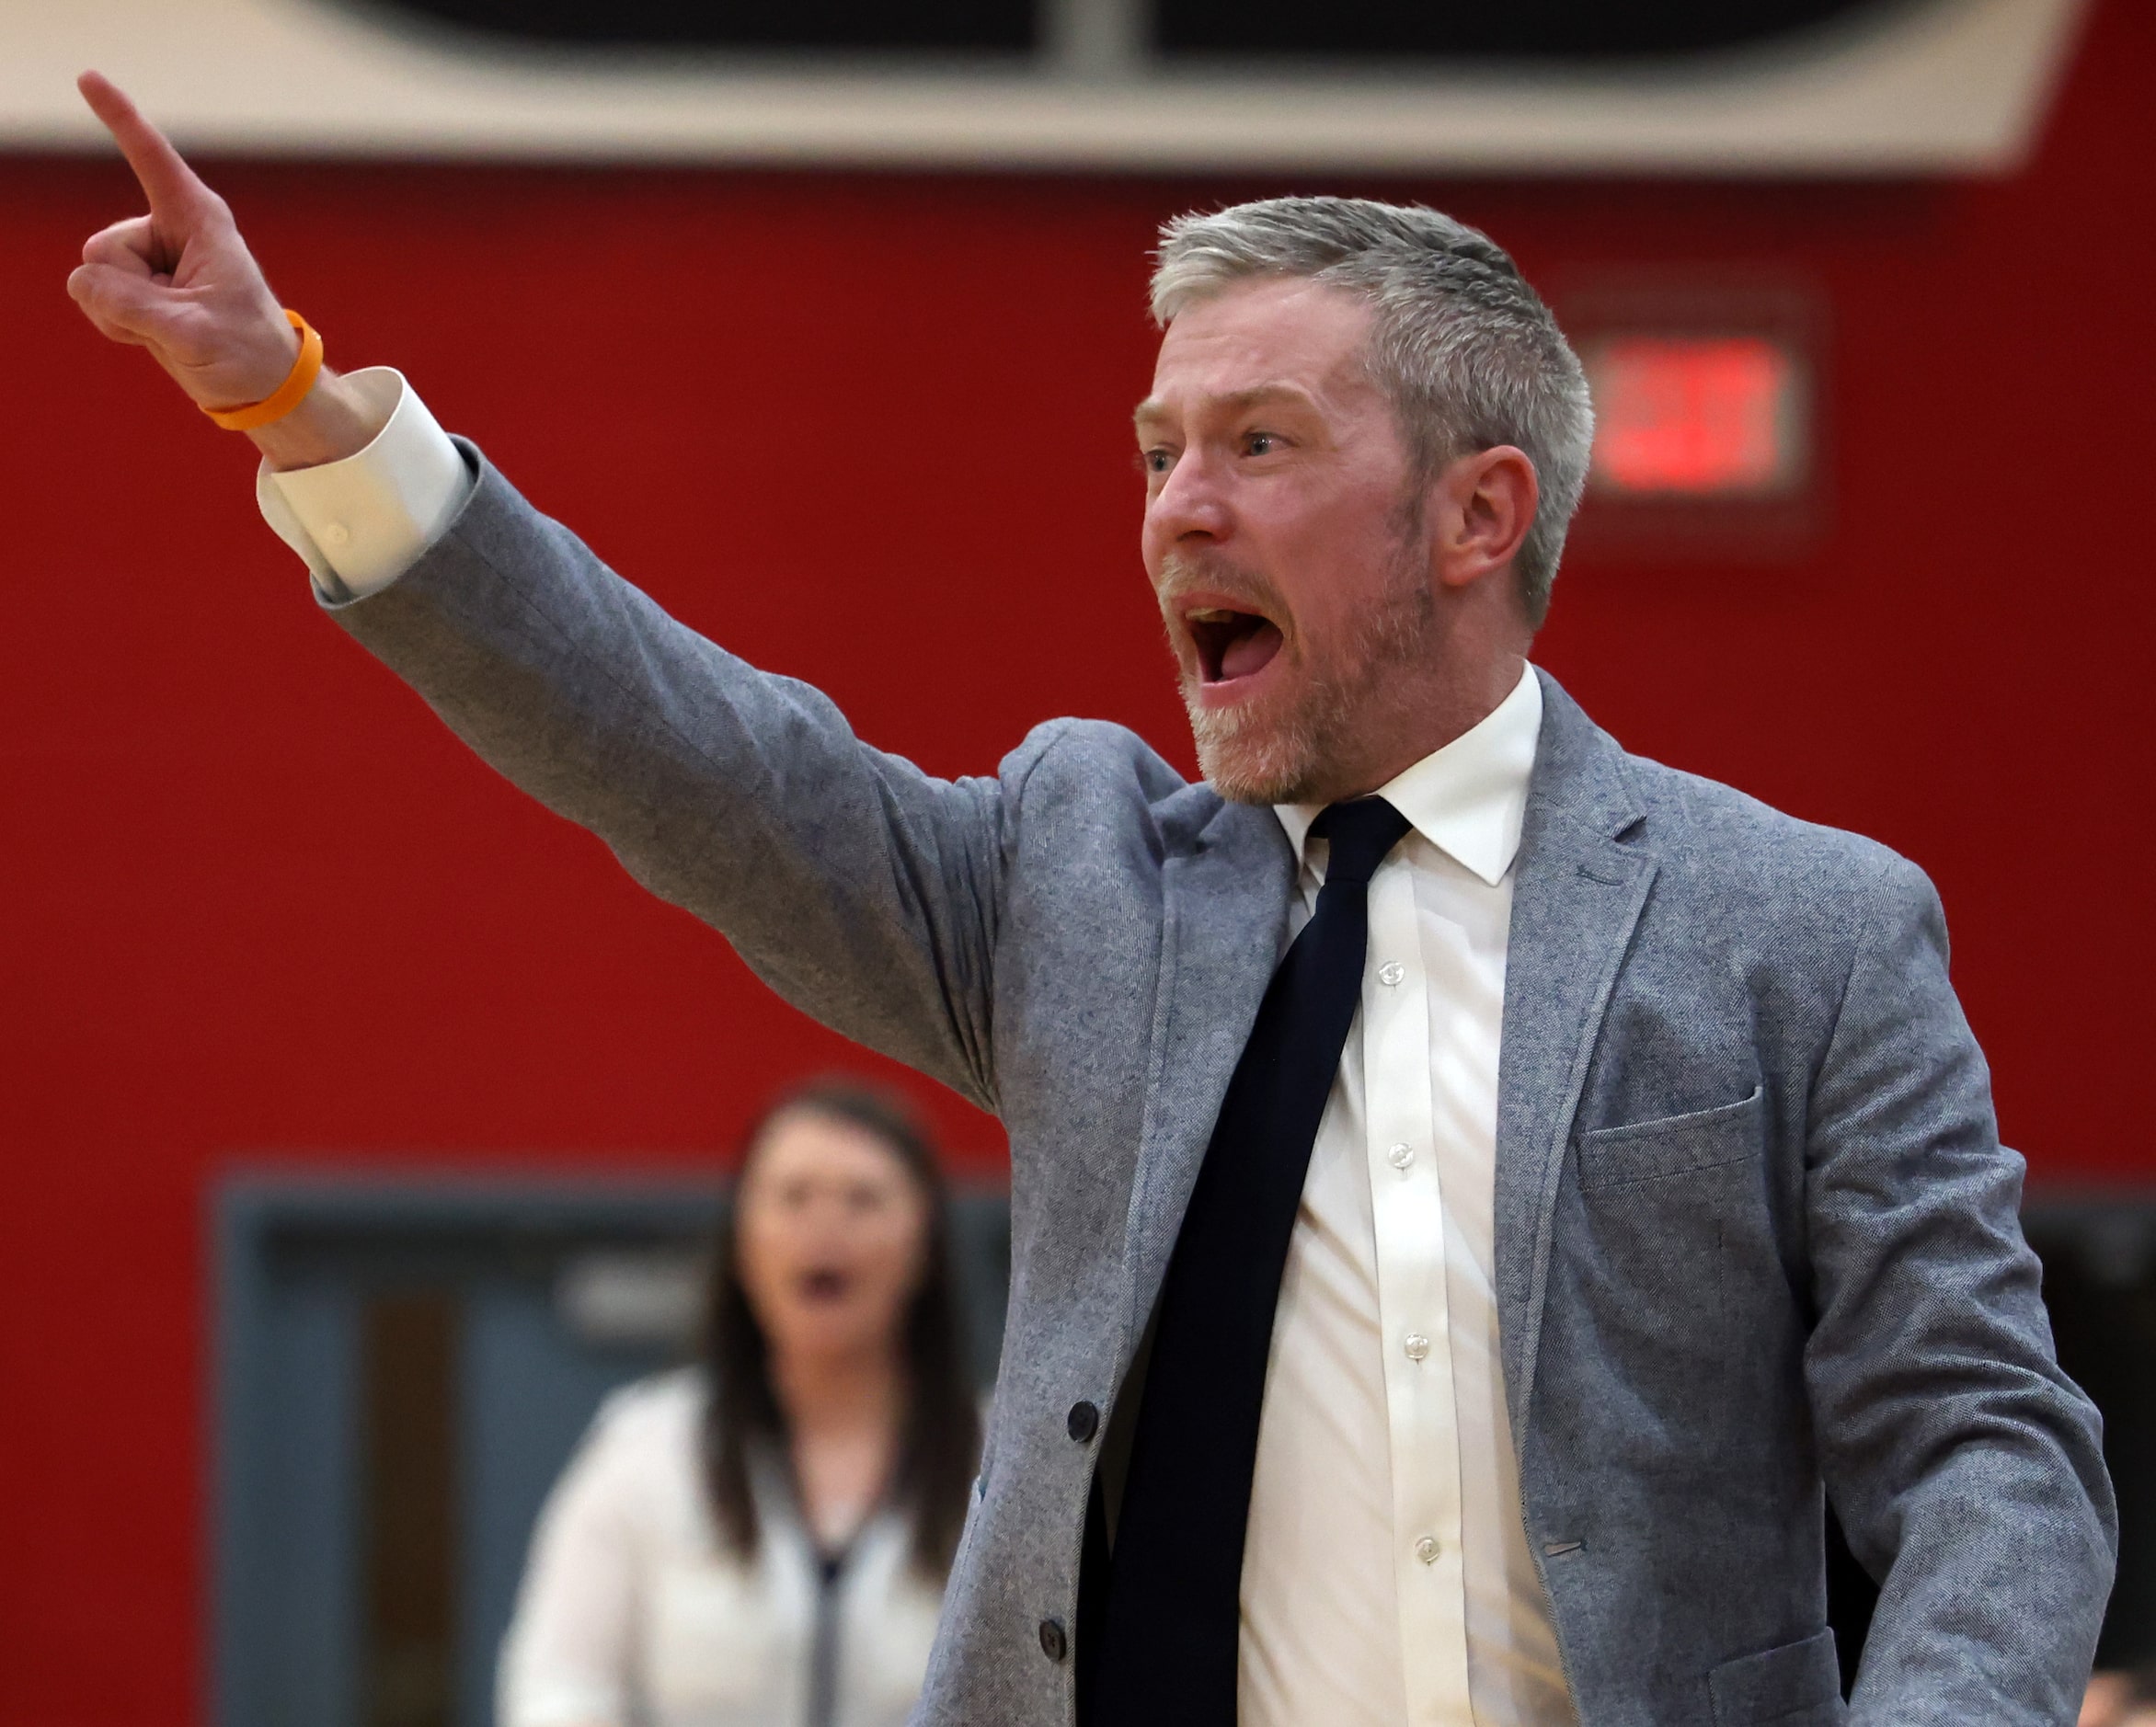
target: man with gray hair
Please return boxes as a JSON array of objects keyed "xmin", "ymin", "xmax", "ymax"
[{"xmin": 71, "ymin": 71, "xmax": 2113, "ymax": 1727}]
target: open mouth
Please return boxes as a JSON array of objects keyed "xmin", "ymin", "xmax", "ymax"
[
  {"xmin": 797, "ymin": 1267, "xmax": 854, "ymax": 1303},
  {"xmin": 1186, "ymin": 606, "xmax": 1284, "ymax": 686}
]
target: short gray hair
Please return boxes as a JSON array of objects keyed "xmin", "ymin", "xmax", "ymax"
[{"xmin": 1150, "ymin": 196, "xmax": 1593, "ymax": 627}]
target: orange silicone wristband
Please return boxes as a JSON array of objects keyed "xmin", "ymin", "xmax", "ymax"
[{"xmin": 203, "ymin": 311, "xmax": 324, "ymax": 432}]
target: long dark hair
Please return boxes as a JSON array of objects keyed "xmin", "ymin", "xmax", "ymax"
[{"xmin": 700, "ymin": 1078, "xmax": 981, "ymax": 1580}]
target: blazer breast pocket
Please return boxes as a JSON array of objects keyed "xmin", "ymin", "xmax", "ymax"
[{"xmin": 1577, "ymin": 1085, "xmax": 1764, "ymax": 1194}]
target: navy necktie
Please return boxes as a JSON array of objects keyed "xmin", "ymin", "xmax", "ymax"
[{"xmin": 1087, "ymin": 795, "xmax": 1414, "ymax": 1724}]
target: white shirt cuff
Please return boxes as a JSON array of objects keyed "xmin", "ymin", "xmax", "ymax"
[{"xmin": 256, "ymin": 368, "xmax": 471, "ymax": 603}]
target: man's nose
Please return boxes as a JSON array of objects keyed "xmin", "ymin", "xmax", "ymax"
[{"xmin": 1148, "ymin": 450, "xmax": 1233, "ymax": 544}]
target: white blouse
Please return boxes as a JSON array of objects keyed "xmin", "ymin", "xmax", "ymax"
[{"xmin": 497, "ymin": 1369, "xmax": 949, "ymax": 1727}]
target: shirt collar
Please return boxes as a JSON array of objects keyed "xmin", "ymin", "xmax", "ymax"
[{"xmin": 1272, "ymin": 661, "xmax": 1542, "ymax": 889}]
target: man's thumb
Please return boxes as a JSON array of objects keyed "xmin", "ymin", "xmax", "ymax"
[{"xmin": 68, "ymin": 260, "xmax": 172, "ymax": 348}]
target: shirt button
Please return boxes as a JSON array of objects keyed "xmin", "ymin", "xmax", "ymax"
[
  {"xmin": 1038, "ymin": 1618, "xmax": 1069, "ymax": 1662},
  {"xmin": 1378, "ymin": 961, "xmax": 1406, "ymax": 987},
  {"xmin": 322, "ymin": 520, "xmax": 351, "ymax": 548},
  {"xmin": 1415, "ymin": 1535, "xmax": 1440, "ymax": 1565},
  {"xmin": 1387, "ymin": 1143, "xmax": 1415, "ymax": 1171},
  {"xmin": 1066, "ymin": 1401, "xmax": 1100, "ymax": 1443},
  {"xmin": 1404, "ymin": 1332, "xmax": 1430, "ymax": 1361}
]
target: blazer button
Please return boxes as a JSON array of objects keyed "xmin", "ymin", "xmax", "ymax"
[
  {"xmin": 1066, "ymin": 1400, "xmax": 1101, "ymax": 1443},
  {"xmin": 1038, "ymin": 1618, "xmax": 1069, "ymax": 1662}
]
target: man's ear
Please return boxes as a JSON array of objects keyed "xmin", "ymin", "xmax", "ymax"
[{"xmin": 1432, "ymin": 446, "xmax": 1539, "ymax": 593}]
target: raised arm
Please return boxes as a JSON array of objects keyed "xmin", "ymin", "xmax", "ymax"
[{"xmin": 67, "ymin": 74, "xmax": 1027, "ymax": 1110}]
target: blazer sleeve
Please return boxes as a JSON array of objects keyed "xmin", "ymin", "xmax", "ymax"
[
  {"xmin": 1800, "ymin": 852, "xmax": 2116, "ymax": 1726},
  {"xmin": 324, "ymin": 445, "xmax": 1049, "ymax": 1112}
]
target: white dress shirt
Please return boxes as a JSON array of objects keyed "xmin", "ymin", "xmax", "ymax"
[
  {"xmin": 258, "ymin": 383, "xmax": 1575, "ymax": 1723},
  {"xmin": 1244, "ymin": 665, "xmax": 1573, "ymax": 1727},
  {"xmin": 499, "ymin": 1368, "xmax": 947, "ymax": 1727}
]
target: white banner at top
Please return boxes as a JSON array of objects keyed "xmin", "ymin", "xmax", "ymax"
[{"xmin": 0, "ymin": 0, "xmax": 2089, "ymax": 177}]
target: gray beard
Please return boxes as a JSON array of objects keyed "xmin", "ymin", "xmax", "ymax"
[{"xmin": 1182, "ymin": 547, "xmax": 1438, "ymax": 806}]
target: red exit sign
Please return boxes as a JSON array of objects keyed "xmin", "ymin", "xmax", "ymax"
[
  {"xmin": 1586, "ymin": 335, "xmax": 1806, "ymax": 499},
  {"xmin": 1557, "ymin": 280, "xmax": 1824, "ymax": 561}
]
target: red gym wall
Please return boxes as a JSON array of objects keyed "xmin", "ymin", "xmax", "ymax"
[{"xmin": 3, "ymin": 2, "xmax": 2150, "ymax": 1720}]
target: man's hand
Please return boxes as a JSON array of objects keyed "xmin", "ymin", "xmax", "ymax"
[{"xmin": 68, "ymin": 71, "xmax": 385, "ymax": 471}]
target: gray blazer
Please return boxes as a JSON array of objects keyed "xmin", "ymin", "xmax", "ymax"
[{"xmin": 332, "ymin": 450, "xmax": 2115, "ymax": 1727}]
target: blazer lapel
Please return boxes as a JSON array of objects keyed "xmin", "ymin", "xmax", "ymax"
[
  {"xmin": 1115, "ymin": 791, "xmax": 1295, "ymax": 1362},
  {"xmin": 1494, "ymin": 670, "xmax": 1657, "ymax": 1439}
]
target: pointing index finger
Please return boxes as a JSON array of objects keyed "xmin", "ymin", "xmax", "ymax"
[{"xmin": 76, "ymin": 71, "xmax": 215, "ymax": 220}]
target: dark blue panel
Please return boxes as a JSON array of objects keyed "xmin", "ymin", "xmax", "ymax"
[{"xmin": 219, "ymin": 1260, "xmax": 361, "ymax": 1727}]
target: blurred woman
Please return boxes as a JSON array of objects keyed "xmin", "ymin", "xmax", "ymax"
[{"xmin": 499, "ymin": 1081, "xmax": 983, "ymax": 1727}]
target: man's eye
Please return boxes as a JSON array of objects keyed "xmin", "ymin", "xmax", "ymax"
[
  {"xmin": 1141, "ymin": 449, "xmax": 1173, "ymax": 475},
  {"xmin": 1245, "ymin": 431, "xmax": 1277, "ymax": 456}
]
